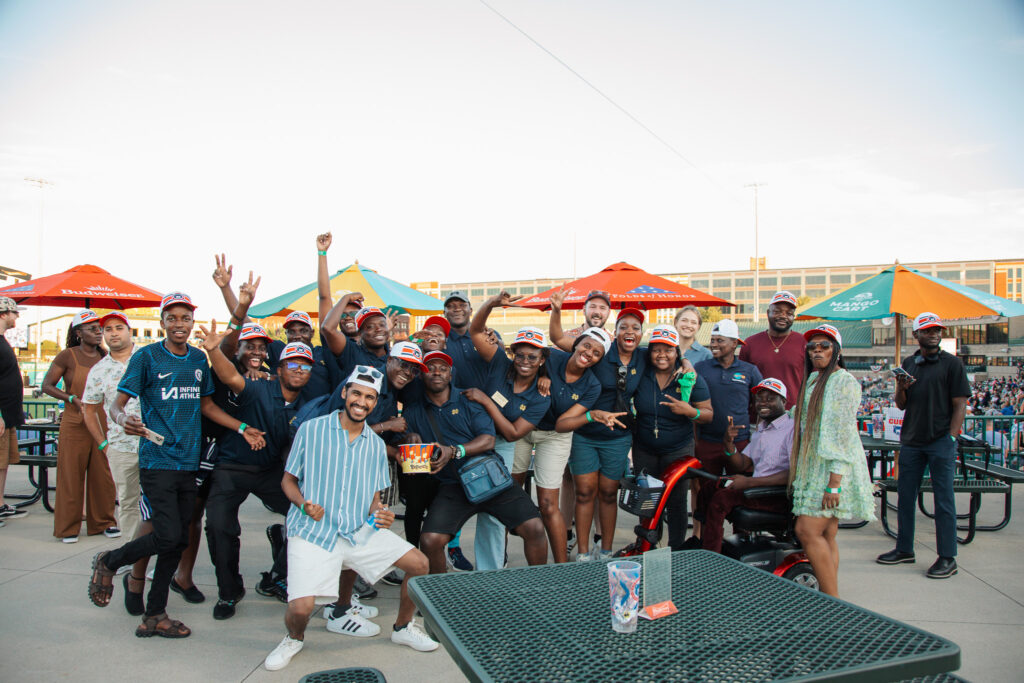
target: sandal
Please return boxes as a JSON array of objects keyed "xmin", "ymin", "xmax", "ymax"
[
  {"xmin": 124, "ymin": 573, "xmax": 145, "ymax": 616},
  {"xmin": 135, "ymin": 612, "xmax": 191, "ymax": 639},
  {"xmin": 88, "ymin": 551, "xmax": 115, "ymax": 607}
]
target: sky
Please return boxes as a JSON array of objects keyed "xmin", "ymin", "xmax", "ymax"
[{"xmin": 1, "ymin": 0, "xmax": 1022, "ymax": 317}]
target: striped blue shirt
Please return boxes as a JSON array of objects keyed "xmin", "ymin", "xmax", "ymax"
[{"xmin": 284, "ymin": 410, "xmax": 390, "ymax": 551}]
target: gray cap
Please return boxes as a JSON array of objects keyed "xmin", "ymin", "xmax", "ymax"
[
  {"xmin": 444, "ymin": 290, "xmax": 470, "ymax": 306},
  {"xmin": 0, "ymin": 297, "xmax": 25, "ymax": 313}
]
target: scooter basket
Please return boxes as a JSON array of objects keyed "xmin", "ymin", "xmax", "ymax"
[{"xmin": 618, "ymin": 475, "xmax": 665, "ymax": 516}]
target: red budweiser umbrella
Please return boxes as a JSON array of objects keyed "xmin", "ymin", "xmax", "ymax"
[
  {"xmin": 0, "ymin": 264, "xmax": 163, "ymax": 309},
  {"xmin": 518, "ymin": 262, "xmax": 734, "ymax": 311}
]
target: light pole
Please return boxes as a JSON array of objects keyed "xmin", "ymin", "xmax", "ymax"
[
  {"xmin": 744, "ymin": 183, "xmax": 764, "ymax": 323},
  {"xmin": 25, "ymin": 177, "xmax": 53, "ymax": 365}
]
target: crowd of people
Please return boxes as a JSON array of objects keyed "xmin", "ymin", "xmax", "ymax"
[{"xmin": 0, "ymin": 234, "xmax": 980, "ymax": 672}]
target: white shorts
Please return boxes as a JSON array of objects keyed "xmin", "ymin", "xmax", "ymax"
[
  {"xmin": 287, "ymin": 531, "xmax": 414, "ymax": 604},
  {"xmin": 513, "ymin": 429, "xmax": 573, "ymax": 490}
]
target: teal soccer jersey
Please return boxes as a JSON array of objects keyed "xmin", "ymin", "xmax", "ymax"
[{"xmin": 118, "ymin": 342, "xmax": 215, "ymax": 470}]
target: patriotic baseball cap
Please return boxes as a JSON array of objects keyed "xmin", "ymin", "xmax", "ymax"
[
  {"xmin": 390, "ymin": 341, "xmax": 427, "ymax": 371},
  {"xmin": 160, "ymin": 291, "xmax": 195, "ymax": 313},
  {"xmin": 99, "ymin": 311, "xmax": 129, "ymax": 327},
  {"xmin": 616, "ymin": 308, "xmax": 645, "ymax": 324},
  {"xmin": 585, "ymin": 290, "xmax": 611, "ymax": 306},
  {"xmin": 279, "ymin": 342, "xmax": 314, "ymax": 363},
  {"xmin": 804, "ymin": 323, "xmax": 843, "ymax": 347},
  {"xmin": 769, "ymin": 291, "xmax": 798, "ymax": 307},
  {"xmin": 355, "ymin": 306, "xmax": 386, "ymax": 329},
  {"xmin": 913, "ymin": 312, "xmax": 945, "ymax": 332},
  {"xmin": 513, "ymin": 326, "xmax": 546, "ymax": 349},
  {"xmin": 423, "ymin": 350, "xmax": 454, "ymax": 367},
  {"xmin": 423, "ymin": 315, "xmax": 451, "ymax": 336},
  {"xmin": 752, "ymin": 377, "xmax": 787, "ymax": 400},
  {"xmin": 284, "ymin": 311, "xmax": 313, "ymax": 328},
  {"xmin": 72, "ymin": 309, "xmax": 100, "ymax": 327},
  {"xmin": 344, "ymin": 364, "xmax": 384, "ymax": 393},
  {"xmin": 0, "ymin": 297, "xmax": 26, "ymax": 313},
  {"xmin": 239, "ymin": 323, "xmax": 271, "ymax": 343},
  {"xmin": 578, "ymin": 327, "xmax": 612, "ymax": 355},
  {"xmin": 649, "ymin": 325, "xmax": 679, "ymax": 346},
  {"xmin": 711, "ymin": 319, "xmax": 744, "ymax": 344}
]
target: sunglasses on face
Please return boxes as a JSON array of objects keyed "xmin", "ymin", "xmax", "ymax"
[
  {"xmin": 513, "ymin": 352, "xmax": 542, "ymax": 364},
  {"xmin": 284, "ymin": 361, "xmax": 313, "ymax": 373},
  {"xmin": 340, "ymin": 312, "xmax": 357, "ymax": 320},
  {"xmin": 807, "ymin": 341, "xmax": 833, "ymax": 352},
  {"xmin": 396, "ymin": 360, "xmax": 420, "ymax": 375}
]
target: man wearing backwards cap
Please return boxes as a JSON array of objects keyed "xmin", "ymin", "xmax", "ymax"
[
  {"xmin": 877, "ymin": 312, "xmax": 969, "ymax": 580},
  {"xmin": 265, "ymin": 365, "xmax": 437, "ymax": 671},
  {"xmin": 0, "ymin": 296, "xmax": 28, "ymax": 523},
  {"xmin": 198, "ymin": 322, "xmax": 315, "ymax": 620},
  {"xmin": 322, "ymin": 292, "xmax": 391, "ymax": 377},
  {"xmin": 695, "ymin": 378, "xmax": 792, "ymax": 553},
  {"xmin": 739, "ymin": 291, "xmax": 806, "ymax": 410}
]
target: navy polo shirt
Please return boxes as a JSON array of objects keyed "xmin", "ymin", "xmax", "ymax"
[
  {"xmin": 217, "ymin": 377, "xmax": 305, "ymax": 469},
  {"xmin": 402, "ymin": 386, "xmax": 496, "ymax": 483},
  {"xmin": 634, "ymin": 367, "xmax": 711, "ymax": 454},
  {"xmin": 446, "ymin": 328, "xmax": 501, "ymax": 391},
  {"xmin": 538, "ymin": 350, "xmax": 601, "ymax": 432},
  {"xmin": 575, "ymin": 341, "xmax": 645, "ymax": 440},
  {"xmin": 268, "ymin": 337, "xmax": 336, "ymax": 401},
  {"xmin": 694, "ymin": 357, "xmax": 763, "ymax": 442},
  {"xmin": 334, "ymin": 339, "xmax": 389, "ymax": 380},
  {"xmin": 484, "ymin": 353, "xmax": 551, "ymax": 426}
]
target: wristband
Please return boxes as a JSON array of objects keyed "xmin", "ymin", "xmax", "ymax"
[
  {"xmin": 456, "ymin": 444, "xmax": 466, "ymax": 459},
  {"xmin": 318, "ymin": 250, "xmax": 327, "ymax": 256},
  {"xmin": 690, "ymin": 408, "xmax": 701, "ymax": 421},
  {"xmin": 237, "ymin": 422, "xmax": 248, "ymax": 435},
  {"xmin": 98, "ymin": 439, "xmax": 108, "ymax": 451},
  {"xmin": 585, "ymin": 411, "xmax": 593, "ymax": 423},
  {"xmin": 68, "ymin": 395, "xmax": 76, "ymax": 405},
  {"xmin": 949, "ymin": 435, "xmax": 957, "ymax": 442},
  {"xmin": 724, "ymin": 450, "xmax": 736, "ymax": 457},
  {"xmin": 825, "ymin": 487, "xmax": 841, "ymax": 494},
  {"xmin": 227, "ymin": 321, "xmax": 242, "ymax": 331},
  {"xmin": 296, "ymin": 503, "xmax": 308, "ymax": 516}
]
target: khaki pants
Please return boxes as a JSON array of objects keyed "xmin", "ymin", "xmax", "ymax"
[
  {"xmin": 0, "ymin": 426, "xmax": 19, "ymax": 467},
  {"xmin": 106, "ymin": 445, "xmax": 141, "ymax": 541}
]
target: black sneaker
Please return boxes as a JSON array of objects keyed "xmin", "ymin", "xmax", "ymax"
[
  {"xmin": 213, "ymin": 588, "xmax": 245, "ymax": 620},
  {"xmin": 447, "ymin": 546, "xmax": 474, "ymax": 572},
  {"xmin": 926, "ymin": 557, "xmax": 958, "ymax": 579},
  {"xmin": 0, "ymin": 504, "xmax": 28, "ymax": 519},
  {"xmin": 876, "ymin": 549, "xmax": 916, "ymax": 565},
  {"xmin": 353, "ymin": 574, "xmax": 378, "ymax": 600},
  {"xmin": 170, "ymin": 577, "xmax": 206, "ymax": 603},
  {"xmin": 380, "ymin": 570, "xmax": 404, "ymax": 586},
  {"xmin": 255, "ymin": 572, "xmax": 288, "ymax": 602},
  {"xmin": 266, "ymin": 524, "xmax": 286, "ymax": 562}
]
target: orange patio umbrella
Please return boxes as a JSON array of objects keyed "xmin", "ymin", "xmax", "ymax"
[{"xmin": 0, "ymin": 264, "xmax": 163, "ymax": 309}]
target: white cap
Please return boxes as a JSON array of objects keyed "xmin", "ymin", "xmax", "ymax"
[
  {"xmin": 344, "ymin": 365, "xmax": 384, "ymax": 394},
  {"xmin": 711, "ymin": 319, "xmax": 744, "ymax": 344},
  {"xmin": 578, "ymin": 327, "xmax": 612, "ymax": 355},
  {"xmin": 913, "ymin": 312, "xmax": 944, "ymax": 332}
]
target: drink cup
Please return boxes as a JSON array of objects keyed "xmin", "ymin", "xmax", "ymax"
[
  {"xmin": 398, "ymin": 443, "xmax": 434, "ymax": 474},
  {"xmin": 607, "ymin": 560, "xmax": 642, "ymax": 633},
  {"xmin": 872, "ymin": 414, "xmax": 884, "ymax": 438},
  {"xmin": 46, "ymin": 408, "xmax": 56, "ymax": 422}
]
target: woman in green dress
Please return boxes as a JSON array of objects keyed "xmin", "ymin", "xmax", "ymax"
[{"xmin": 790, "ymin": 324, "xmax": 875, "ymax": 597}]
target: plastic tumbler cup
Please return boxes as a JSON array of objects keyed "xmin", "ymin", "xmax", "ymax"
[{"xmin": 607, "ymin": 560, "xmax": 642, "ymax": 633}]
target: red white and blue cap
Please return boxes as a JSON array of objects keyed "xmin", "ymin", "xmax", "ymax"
[
  {"xmin": 770, "ymin": 291, "xmax": 798, "ymax": 307},
  {"xmin": 99, "ymin": 311, "xmax": 129, "ymax": 327},
  {"xmin": 913, "ymin": 312, "xmax": 945, "ymax": 332},
  {"xmin": 72, "ymin": 309, "xmax": 100, "ymax": 327},
  {"xmin": 804, "ymin": 323, "xmax": 843, "ymax": 347},
  {"xmin": 752, "ymin": 377, "xmax": 787, "ymax": 400},
  {"xmin": 423, "ymin": 315, "xmax": 451, "ymax": 336},
  {"xmin": 578, "ymin": 327, "xmax": 612, "ymax": 355},
  {"xmin": 390, "ymin": 341, "xmax": 427, "ymax": 371},
  {"xmin": 616, "ymin": 307, "xmax": 645, "ymax": 324},
  {"xmin": 355, "ymin": 306, "xmax": 386, "ymax": 329},
  {"xmin": 649, "ymin": 325, "xmax": 679, "ymax": 346},
  {"xmin": 284, "ymin": 311, "xmax": 313, "ymax": 328},
  {"xmin": 513, "ymin": 326, "xmax": 546, "ymax": 348},
  {"xmin": 423, "ymin": 350, "xmax": 454, "ymax": 367},
  {"xmin": 280, "ymin": 342, "xmax": 314, "ymax": 363},
  {"xmin": 711, "ymin": 319, "xmax": 744, "ymax": 344},
  {"xmin": 159, "ymin": 291, "xmax": 195, "ymax": 313},
  {"xmin": 239, "ymin": 323, "xmax": 271, "ymax": 343},
  {"xmin": 345, "ymin": 364, "xmax": 384, "ymax": 393}
]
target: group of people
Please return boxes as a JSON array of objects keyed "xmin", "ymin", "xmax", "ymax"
[{"xmin": 0, "ymin": 234, "xmax": 977, "ymax": 672}]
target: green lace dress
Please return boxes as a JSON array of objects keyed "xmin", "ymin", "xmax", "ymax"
[{"xmin": 791, "ymin": 369, "xmax": 876, "ymax": 520}]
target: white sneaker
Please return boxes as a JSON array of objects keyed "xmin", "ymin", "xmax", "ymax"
[
  {"xmin": 594, "ymin": 549, "xmax": 613, "ymax": 561},
  {"xmin": 391, "ymin": 619, "xmax": 439, "ymax": 652},
  {"xmin": 575, "ymin": 549, "xmax": 593, "ymax": 562},
  {"xmin": 62, "ymin": 536, "xmax": 79, "ymax": 544},
  {"xmin": 322, "ymin": 594, "xmax": 379, "ymax": 620},
  {"xmin": 264, "ymin": 635, "xmax": 304, "ymax": 671},
  {"xmin": 326, "ymin": 609, "xmax": 381, "ymax": 637}
]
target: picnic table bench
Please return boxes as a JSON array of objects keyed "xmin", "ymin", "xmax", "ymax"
[
  {"xmin": 876, "ymin": 477, "xmax": 1009, "ymax": 544},
  {"xmin": 10, "ymin": 422, "xmax": 60, "ymax": 512}
]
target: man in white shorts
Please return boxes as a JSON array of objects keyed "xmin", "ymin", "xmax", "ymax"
[{"xmin": 264, "ymin": 366, "xmax": 437, "ymax": 671}]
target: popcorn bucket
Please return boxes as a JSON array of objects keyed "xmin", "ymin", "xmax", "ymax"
[{"xmin": 398, "ymin": 443, "xmax": 434, "ymax": 474}]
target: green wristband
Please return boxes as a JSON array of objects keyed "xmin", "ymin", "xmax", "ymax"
[
  {"xmin": 296, "ymin": 503, "xmax": 308, "ymax": 516},
  {"xmin": 690, "ymin": 408, "xmax": 701, "ymax": 421},
  {"xmin": 68, "ymin": 395, "xmax": 77, "ymax": 405},
  {"xmin": 237, "ymin": 422, "xmax": 248, "ymax": 435},
  {"xmin": 724, "ymin": 449, "xmax": 736, "ymax": 457},
  {"xmin": 98, "ymin": 439, "xmax": 108, "ymax": 451},
  {"xmin": 318, "ymin": 250, "xmax": 327, "ymax": 256},
  {"xmin": 585, "ymin": 411, "xmax": 593, "ymax": 423},
  {"xmin": 825, "ymin": 487, "xmax": 841, "ymax": 494},
  {"xmin": 456, "ymin": 444, "xmax": 466, "ymax": 459},
  {"xmin": 227, "ymin": 321, "xmax": 242, "ymax": 331}
]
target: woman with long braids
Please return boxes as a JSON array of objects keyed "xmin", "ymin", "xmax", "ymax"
[
  {"xmin": 43, "ymin": 310, "xmax": 118, "ymax": 542},
  {"xmin": 789, "ymin": 324, "xmax": 874, "ymax": 597}
]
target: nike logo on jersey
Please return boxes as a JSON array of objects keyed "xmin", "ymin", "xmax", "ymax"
[{"xmin": 158, "ymin": 372, "xmax": 172, "ymax": 379}]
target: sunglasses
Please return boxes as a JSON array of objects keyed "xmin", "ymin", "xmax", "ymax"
[
  {"xmin": 354, "ymin": 365, "xmax": 384, "ymax": 379},
  {"xmin": 513, "ymin": 352, "xmax": 542, "ymax": 364},
  {"xmin": 395, "ymin": 360, "xmax": 421, "ymax": 375},
  {"xmin": 284, "ymin": 361, "xmax": 313, "ymax": 373},
  {"xmin": 617, "ymin": 365, "xmax": 628, "ymax": 391},
  {"xmin": 806, "ymin": 341, "xmax": 833, "ymax": 352},
  {"xmin": 340, "ymin": 311, "xmax": 357, "ymax": 320}
]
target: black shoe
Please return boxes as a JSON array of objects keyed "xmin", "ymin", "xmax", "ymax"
[
  {"xmin": 213, "ymin": 587, "xmax": 245, "ymax": 620},
  {"xmin": 926, "ymin": 557, "xmax": 958, "ymax": 579},
  {"xmin": 255, "ymin": 571, "xmax": 288, "ymax": 603},
  {"xmin": 876, "ymin": 549, "xmax": 916, "ymax": 565},
  {"xmin": 681, "ymin": 536, "xmax": 702, "ymax": 550},
  {"xmin": 353, "ymin": 574, "xmax": 378, "ymax": 600},
  {"xmin": 380, "ymin": 570, "xmax": 404, "ymax": 586},
  {"xmin": 266, "ymin": 524, "xmax": 286, "ymax": 562},
  {"xmin": 123, "ymin": 573, "xmax": 145, "ymax": 616},
  {"xmin": 170, "ymin": 577, "xmax": 206, "ymax": 603}
]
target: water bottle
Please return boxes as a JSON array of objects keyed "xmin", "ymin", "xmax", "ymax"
[
  {"xmin": 351, "ymin": 511, "xmax": 380, "ymax": 546},
  {"xmin": 636, "ymin": 472, "xmax": 649, "ymax": 489}
]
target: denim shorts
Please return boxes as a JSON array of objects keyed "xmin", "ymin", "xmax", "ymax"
[{"xmin": 569, "ymin": 432, "xmax": 632, "ymax": 479}]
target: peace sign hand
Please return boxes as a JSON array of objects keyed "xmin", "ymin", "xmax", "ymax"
[
  {"xmin": 238, "ymin": 272, "xmax": 262, "ymax": 307},
  {"xmin": 197, "ymin": 320, "xmax": 228, "ymax": 353},
  {"xmin": 550, "ymin": 285, "xmax": 566, "ymax": 313},
  {"xmin": 660, "ymin": 393, "xmax": 690, "ymax": 416},
  {"xmin": 213, "ymin": 254, "xmax": 233, "ymax": 288}
]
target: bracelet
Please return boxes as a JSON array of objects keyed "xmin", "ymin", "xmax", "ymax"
[
  {"xmin": 237, "ymin": 422, "xmax": 248, "ymax": 434},
  {"xmin": 458, "ymin": 444, "xmax": 466, "ymax": 459},
  {"xmin": 317, "ymin": 250, "xmax": 327, "ymax": 256},
  {"xmin": 296, "ymin": 503, "xmax": 308, "ymax": 516},
  {"xmin": 825, "ymin": 487, "xmax": 841, "ymax": 494},
  {"xmin": 98, "ymin": 439, "xmax": 108, "ymax": 451},
  {"xmin": 949, "ymin": 435, "xmax": 957, "ymax": 442},
  {"xmin": 585, "ymin": 411, "xmax": 593, "ymax": 423},
  {"xmin": 690, "ymin": 408, "xmax": 701, "ymax": 421},
  {"xmin": 227, "ymin": 321, "xmax": 242, "ymax": 331},
  {"xmin": 68, "ymin": 395, "xmax": 76, "ymax": 405},
  {"xmin": 724, "ymin": 450, "xmax": 736, "ymax": 457}
]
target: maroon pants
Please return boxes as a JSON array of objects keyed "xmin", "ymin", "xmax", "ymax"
[
  {"xmin": 698, "ymin": 485, "xmax": 789, "ymax": 553},
  {"xmin": 694, "ymin": 438, "xmax": 750, "ymax": 478}
]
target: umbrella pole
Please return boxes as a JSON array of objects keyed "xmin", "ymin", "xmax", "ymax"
[{"xmin": 894, "ymin": 313, "xmax": 902, "ymax": 367}]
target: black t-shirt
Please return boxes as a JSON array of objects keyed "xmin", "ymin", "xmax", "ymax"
[
  {"xmin": 900, "ymin": 350, "xmax": 970, "ymax": 447},
  {"xmin": 0, "ymin": 337, "xmax": 23, "ymax": 428}
]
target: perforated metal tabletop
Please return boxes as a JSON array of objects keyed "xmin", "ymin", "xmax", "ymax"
[{"xmin": 408, "ymin": 550, "xmax": 960, "ymax": 683}]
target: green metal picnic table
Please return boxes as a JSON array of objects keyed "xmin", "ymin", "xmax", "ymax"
[{"xmin": 408, "ymin": 550, "xmax": 960, "ymax": 683}]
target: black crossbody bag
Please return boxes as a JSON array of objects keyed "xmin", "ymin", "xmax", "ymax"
[{"xmin": 425, "ymin": 408, "xmax": 513, "ymax": 504}]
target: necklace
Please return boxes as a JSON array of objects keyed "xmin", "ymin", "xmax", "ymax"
[
  {"xmin": 653, "ymin": 371, "xmax": 673, "ymax": 439},
  {"xmin": 768, "ymin": 331, "xmax": 791, "ymax": 354}
]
